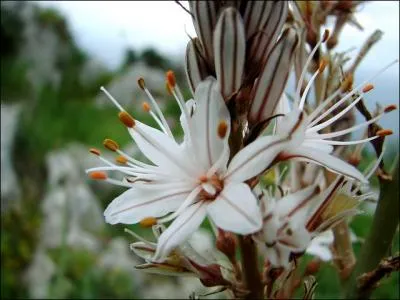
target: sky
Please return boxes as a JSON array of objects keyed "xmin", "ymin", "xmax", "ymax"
[{"xmin": 35, "ymin": 0, "xmax": 399, "ymax": 136}]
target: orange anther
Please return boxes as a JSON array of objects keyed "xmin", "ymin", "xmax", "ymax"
[
  {"xmin": 138, "ymin": 77, "xmax": 145, "ymax": 90},
  {"xmin": 362, "ymin": 84, "xmax": 374, "ymax": 93},
  {"xmin": 139, "ymin": 217, "xmax": 157, "ymax": 228},
  {"xmin": 116, "ymin": 155, "xmax": 128, "ymax": 164},
  {"xmin": 118, "ymin": 111, "xmax": 136, "ymax": 128},
  {"xmin": 89, "ymin": 171, "xmax": 107, "ymax": 180},
  {"xmin": 142, "ymin": 101, "xmax": 151, "ymax": 112},
  {"xmin": 166, "ymin": 81, "xmax": 173, "ymax": 95},
  {"xmin": 318, "ymin": 58, "xmax": 328, "ymax": 73},
  {"xmin": 217, "ymin": 121, "xmax": 228, "ymax": 139},
  {"xmin": 199, "ymin": 175, "xmax": 208, "ymax": 183},
  {"xmin": 376, "ymin": 129, "xmax": 393, "ymax": 137},
  {"xmin": 384, "ymin": 104, "xmax": 397, "ymax": 113},
  {"xmin": 89, "ymin": 148, "xmax": 101, "ymax": 156},
  {"xmin": 166, "ymin": 70, "xmax": 176, "ymax": 87},
  {"xmin": 103, "ymin": 138, "xmax": 119, "ymax": 151}
]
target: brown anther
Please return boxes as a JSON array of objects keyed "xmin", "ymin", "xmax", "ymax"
[
  {"xmin": 139, "ymin": 217, "xmax": 157, "ymax": 228},
  {"xmin": 376, "ymin": 129, "xmax": 393, "ymax": 137},
  {"xmin": 322, "ymin": 29, "xmax": 330, "ymax": 42},
  {"xmin": 340, "ymin": 74, "xmax": 354, "ymax": 92},
  {"xmin": 103, "ymin": 138, "xmax": 119, "ymax": 152},
  {"xmin": 166, "ymin": 70, "xmax": 176, "ymax": 87},
  {"xmin": 199, "ymin": 175, "xmax": 208, "ymax": 183},
  {"xmin": 118, "ymin": 111, "xmax": 136, "ymax": 128},
  {"xmin": 362, "ymin": 84, "xmax": 374, "ymax": 93},
  {"xmin": 89, "ymin": 171, "xmax": 107, "ymax": 180},
  {"xmin": 116, "ymin": 155, "xmax": 128, "ymax": 164},
  {"xmin": 384, "ymin": 104, "xmax": 397, "ymax": 113},
  {"xmin": 89, "ymin": 148, "xmax": 101, "ymax": 156},
  {"xmin": 217, "ymin": 121, "xmax": 228, "ymax": 139},
  {"xmin": 166, "ymin": 81, "xmax": 174, "ymax": 95},
  {"xmin": 138, "ymin": 77, "xmax": 145, "ymax": 90},
  {"xmin": 318, "ymin": 58, "xmax": 328, "ymax": 73},
  {"xmin": 142, "ymin": 101, "xmax": 151, "ymax": 112}
]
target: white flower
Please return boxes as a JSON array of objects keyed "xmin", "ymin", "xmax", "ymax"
[{"xmin": 87, "ymin": 76, "xmax": 306, "ymax": 260}]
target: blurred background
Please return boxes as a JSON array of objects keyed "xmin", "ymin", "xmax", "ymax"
[{"xmin": 1, "ymin": 1, "xmax": 398, "ymax": 299}]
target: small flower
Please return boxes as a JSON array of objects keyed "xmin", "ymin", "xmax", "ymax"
[{"xmin": 87, "ymin": 75, "xmax": 306, "ymax": 260}]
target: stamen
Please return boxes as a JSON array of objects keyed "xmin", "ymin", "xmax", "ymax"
[
  {"xmin": 103, "ymin": 138, "xmax": 119, "ymax": 151},
  {"xmin": 217, "ymin": 121, "xmax": 228, "ymax": 139},
  {"xmin": 140, "ymin": 217, "xmax": 158, "ymax": 228},
  {"xmin": 142, "ymin": 101, "xmax": 151, "ymax": 112},
  {"xmin": 124, "ymin": 228, "xmax": 154, "ymax": 245},
  {"xmin": 100, "ymin": 86, "xmax": 124, "ymax": 111},
  {"xmin": 362, "ymin": 84, "xmax": 374, "ymax": 93},
  {"xmin": 89, "ymin": 148, "xmax": 101, "ymax": 156},
  {"xmin": 384, "ymin": 104, "xmax": 397, "ymax": 113},
  {"xmin": 364, "ymin": 148, "xmax": 385, "ymax": 180},
  {"xmin": 318, "ymin": 58, "xmax": 328, "ymax": 73},
  {"xmin": 376, "ymin": 129, "xmax": 393, "ymax": 137},
  {"xmin": 199, "ymin": 175, "xmax": 208, "ymax": 183},
  {"xmin": 165, "ymin": 81, "xmax": 173, "ymax": 95},
  {"xmin": 116, "ymin": 155, "xmax": 128, "ymax": 164},
  {"xmin": 166, "ymin": 70, "xmax": 176, "ymax": 88},
  {"xmin": 89, "ymin": 171, "xmax": 108, "ymax": 180},
  {"xmin": 307, "ymin": 135, "xmax": 380, "ymax": 145},
  {"xmin": 322, "ymin": 29, "xmax": 330, "ymax": 42},
  {"xmin": 116, "ymin": 149, "xmax": 156, "ymax": 169},
  {"xmin": 138, "ymin": 77, "xmax": 145, "ymax": 90},
  {"xmin": 118, "ymin": 111, "xmax": 136, "ymax": 128}
]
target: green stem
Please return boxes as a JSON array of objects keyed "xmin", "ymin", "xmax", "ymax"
[
  {"xmin": 345, "ymin": 168, "xmax": 399, "ymax": 299},
  {"xmin": 238, "ymin": 236, "xmax": 263, "ymax": 299}
]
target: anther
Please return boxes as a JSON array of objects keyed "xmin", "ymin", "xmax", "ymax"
[
  {"xmin": 362, "ymin": 84, "xmax": 374, "ymax": 93},
  {"xmin": 165, "ymin": 81, "xmax": 173, "ymax": 95},
  {"xmin": 140, "ymin": 217, "xmax": 157, "ymax": 228},
  {"xmin": 199, "ymin": 175, "xmax": 208, "ymax": 183},
  {"xmin": 340, "ymin": 74, "xmax": 354, "ymax": 92},
  {"xmin": 142, "ymin": 101, "xmax": 151, "ymax": 112},
  {"xmin": 376, "ymin": 129, "xmax": 393, "ymax": 137},
  {"xmin": 89, "ymin": 148, "xmax": 101, "ymax": 156},
  {"xmin": 116, "ymin": 155, "xmax": 128, "ymax": 164},
  {"xmin": 138, "ymin": 77, "xmax": 145, "ymax": 90},
  {"xmin": 384, "ymin": 104, "xmax": 397, "ymax": 113},
  {"xmin": 217, "ymin": 121, "xmax": 228, "ymax": 139},
  {"xmin": 322, "ymin": 29, "xmax": 330, "ymax": 43},
  {"xmin": 166, "ymin": 70, "xmax": 176, "ymax": 88},
  {"xmin": 89, "ymin": 171, "xmax": 108, "ymax": 180},
  {"xmin": 103, "ymin": 138, "xmax": 119, "ymax": 152},
  {"xmin": 118, "ymin": 111, "xmax": 136, "ymax": 128},
  {"xmin": 318, "ymin": 58, "xmax": 328, "ymax": 73}
]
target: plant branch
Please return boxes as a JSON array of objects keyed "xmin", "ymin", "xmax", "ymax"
[{"xmin": 345, "ymin": 168, "xmax": 399, "ymax": 299}]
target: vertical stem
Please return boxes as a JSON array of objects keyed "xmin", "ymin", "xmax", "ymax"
[
  {"xmin": 238, "ymin": 235, "xmax": 263, "ymax": 299},
  {"xmin": 332, "ymin": 221, "xmax": 356, "ymax": 281},
  {"xmin": 345, "ymin": 168, "xmax": 399, "ymax": 299}
]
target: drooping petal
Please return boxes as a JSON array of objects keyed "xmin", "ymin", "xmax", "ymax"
[
  {"xmin": 189, "ymin": 1, "xmax": 219, "ymax": 66},
  {"xmin": 104, "ymin": 181, "xmax": 194, "ymax": 225},
  {"xmin": 243, "ymin": 1, "xmax": 273, "ymax": 39},
  {"xmin": 185, "ymin": 38, "xmax": 210, "ymax": 94},
  {"xmin": 207, "ymin": 182, "xmax": 262, "ymax": 234},
  {"xmin": 247, "ymin": 1, "xmax": 289, "ymax": 68},
  {"xmin": 213, "ymin": 7, "xmax": 246, "ymax": 100},
  {"xmin": 225, "ymin": 135, "xmax": 290, "ymax": 182},
  {"xmin": 190, "ymin": 78, "xmax": 231, "ymax": 172},
  {"xmin": 154, "ymin": 202, "xmax": 207, "ymax": 261},
  {"xmin": 130, "ymin": 241, "xmax": 156, "ymax": 261},
  {"xmin": 283, "ymin": 146, "xmax": 368, "ymax": 183},
  {"xmin": 248, "ymin": 27, "xmax": 298, "ymax": 124},
  {"xmin": 127, "ymin": 121, "xmax": 197, "ymax": 178}
]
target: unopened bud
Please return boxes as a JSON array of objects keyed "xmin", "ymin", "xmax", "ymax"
[
  {"xmin": 118, "ymin": 111, "xmax": 136, "ymax": 128},
  {"xmin": 139, "ymin": 217, "xmax": 157, "ymax": 228},
  {"xmin": 103, "ymin": 138, "xmax": 119, "ymax": 151},
  {"xmin": 89, "ymin": 171, "xmax": 107, "ymax": 180}
]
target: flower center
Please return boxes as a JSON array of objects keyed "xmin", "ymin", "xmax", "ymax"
[{"xmin": 198, "ymin": 174, "xmax": 224, "ymax": 201}]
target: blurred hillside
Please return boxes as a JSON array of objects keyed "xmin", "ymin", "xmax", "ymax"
[{"xmin": 1, "ymin": 1, "xmax": 398, "ymax": 300}]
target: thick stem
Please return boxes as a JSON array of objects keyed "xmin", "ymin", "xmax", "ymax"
[
  {"xmin": 345, "ymin": 168, "xmax": 399, "ymax": 299},
  {"xmin": 238, "ymin": 235, "xmax": 264, "ymax": 299}
]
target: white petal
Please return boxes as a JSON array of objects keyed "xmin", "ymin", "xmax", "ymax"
[
  {"xmin": 130, "ymin": 241, "xmax": 156, "ymax": 261},
  {"xmin": 104, "ymin": 182, "xmax": 193, "ymax": 225},
  {"xmin": 207, "ymin": 183, "xmax": 262, "ymax": 234},
  {"xmin": 225, "ymin": 135, "xmax": 289, "ymax": 182},
  {"xmin": 128, "ymin": 121, "xmax": 196, "ymax": 178},
  {"xmin": 306, "ymin": 239, "xmax": 333, "ymax": 261},
  {"xmin": 248, "ymin": 27, "xmax": 298, "ymax": 124},
  {"xmin": 243, "ymin": 1, "xmax": 273, "ymax": 38},
  {"xmin": 285, "ymin": 146, "xmax": 368, "ymax": 183},
  {"xmin": 190, "ymin": 78, "xmax": 231, "ymax": 172},
  {"xmin": 213, "ymin": 7, "xmax": 246, "ymax": 99},
  {"xmin": 154, "ymin": 202, "xmax": 207, "ymax": 261}
]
